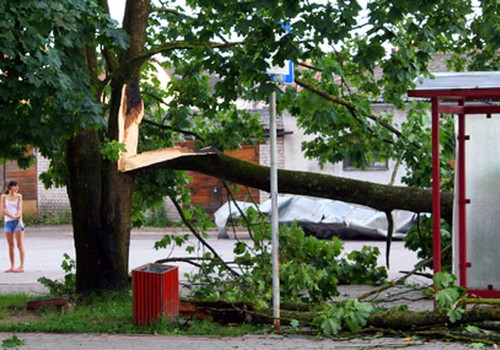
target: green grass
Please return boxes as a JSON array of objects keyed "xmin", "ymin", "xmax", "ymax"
[
  {"xmin": 0, "ymin": 293, "xmax": 40, "ymax": 321},
  {"xmin": 25, "ymin": 210, "xmax": 72, "ymax": 225},
  {"xmin": 0, "ymin": 293, "xmax": 268, "ymax": 336},
  {"xmin": 0, "ymin": 293, "xmax": 36, "ymax": 309}
]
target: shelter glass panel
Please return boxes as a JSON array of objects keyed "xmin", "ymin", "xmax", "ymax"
[{"xmin": 462, "ymin": 115, "xmax": 500, "ymax": 290}]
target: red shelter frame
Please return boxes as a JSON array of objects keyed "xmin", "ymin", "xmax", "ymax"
[{"xmin": 408, "ymin": 78, "xmax": 500, "ymax": 298}]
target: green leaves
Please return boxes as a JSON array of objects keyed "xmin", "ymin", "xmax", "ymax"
[
  {"xmin": 100, "ymin": 139, "xmax": 127, "ymax": 162},
  {"xmin": 0, "ymin": 0, "xmax": 113, "ymax": 162},
  {"xmin": 38, "ymin": 253, "xmax": 76, "ymax": 296},
  {"xmin": 433, "ymin": 272, "xmax": 466, "ymax": 323},
  {"xmin": 2, "ymin": 335, "xmax": 25, "ymax": 348},
  {"xmin": 339, "ymin": 246, "xmax": 387, "ymax": 285},
  {"xmin": 154, "ymin": 204, "xmax": 386, "ymax": 308},
  {"xmin": 154, "ymin": 234, "xmax": 189, "ymax": 250},
  {"xmin": 319, "ymin": 315, "xmax": 342, "ymax": 336},
  {"xmin": 404, "ymin": 215, "xmax": 453, "ymax": 272},
  {"xmin": 313, "ymin": 299, "xmax": 373, "ymax": 335}
]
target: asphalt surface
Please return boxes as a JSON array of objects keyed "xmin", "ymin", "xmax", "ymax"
[
  {"xmin": 0, "ymin": 225, "xmax": 473, "ymax": 349},
  {"xmin": 0, "ymin": 225, "xmax": 427, "ymax": 294}
]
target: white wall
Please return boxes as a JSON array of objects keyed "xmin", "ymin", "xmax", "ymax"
[
  {"xmin": 36, "ymin": 154, "xmax": 71, "ymax": 218},
  {"xmin": 282, "ymin": 104, "xmax": 408, "ymax": 186}
]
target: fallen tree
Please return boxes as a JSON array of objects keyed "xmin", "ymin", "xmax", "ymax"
[
  {"xmin": 149, "ymin": 150, "xmax": 454, "ymax": 223},
  {"xmin": 118, "ymin": 84, "xmax": 453, "ymax": 222},
  {"xmin": 178, "ymin": 298, "xmax": 500, "ymax": 343},
  {"xmin": 5, "ymin": 0, "xmax": 480, "ymax": 295},
  {"xmin": 183, "ymin": 300, "xmax": 500, "ymax": 331}
]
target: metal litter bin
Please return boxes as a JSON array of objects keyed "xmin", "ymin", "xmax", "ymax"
[{"xmin": 132, "ymin": 263, "xmax": 179, "ymax": 325}]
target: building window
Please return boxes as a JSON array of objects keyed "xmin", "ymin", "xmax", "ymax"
[{"xmin": 343, "ymin": 154, "xmax": 388, "ymax": 171}]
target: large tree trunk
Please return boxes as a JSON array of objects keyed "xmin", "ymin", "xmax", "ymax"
[
  {"xmin": 65, "ymin": 129, "xmax": 102, "ymax": 293},
  {"xmin": 65, "ymin": 88, "xmax": 136, "ymax": 294},
  {"xmin": 65, "ymin": 95, "xmax": 136, "ymax": 294},
  {"xmin": 64, "ymin": 0, "xmax": 150, "ymax": 294}
]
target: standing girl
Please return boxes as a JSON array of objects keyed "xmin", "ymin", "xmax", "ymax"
[{"xmin": 1, "ymin": 180, "xmax": 25, "ymax": 272}]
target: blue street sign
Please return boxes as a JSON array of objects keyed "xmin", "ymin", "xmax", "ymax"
[{"xmin": 266, "ymin": 23, "xmax": 294, "ymax": 85}]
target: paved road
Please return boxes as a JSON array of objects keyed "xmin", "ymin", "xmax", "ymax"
[
  {"xmin": 0, "ymin": 225, "xmax": 472, "ymax": 349},
  {"xmin": 0, "ymin": 224, "xmax": 427, "ymax": 294}
]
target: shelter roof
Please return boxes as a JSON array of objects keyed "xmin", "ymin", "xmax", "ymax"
[{"xmin": 409, "ymin": 72, "xmax": 500, "ymax": 100}]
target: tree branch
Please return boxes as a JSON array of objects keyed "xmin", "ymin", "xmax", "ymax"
[
  {"xmin": 142, "ymin": 118, "xmax": 204, "ymax": 141},
  {"xmin": 169, "ymin": 195, "xmax": 240, "ymax": 277},
  {"xmin": 132, "ymin": 151, "xmax": 453, "ymax": 222},
  {"xmin": 122, "ymin": 41, "xmax": 241, "ymax": 72},
  {"xmin": 357, "ymin": 244, "xmax": 452, "ymax": 301},
  {"xmin": 121, "ymin": 0, "xmax": 150, "ymax": 80},
  {"xmin": 297, "ymin": 61, "xmax": 323, "ymax": 72},
  {"xmin": 149, "ymin": 7, "xmax": 183, "ymax": 16},
  {"xmin": 295, "ymin": 77, "xmax": 408, "ymax": 142}
]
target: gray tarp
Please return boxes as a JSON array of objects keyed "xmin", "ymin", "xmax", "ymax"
[{"xmin": 215, "ymin": 196, "xmax": 417, "ymax": 240}]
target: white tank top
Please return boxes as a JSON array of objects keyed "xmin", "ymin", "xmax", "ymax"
[{"xmin": 4, "ymin": 198, "xmax": 18, "ymax": 222}]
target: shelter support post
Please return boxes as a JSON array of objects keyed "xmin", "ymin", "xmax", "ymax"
[
  {"xmin": 457, "ymin": 102, "xmax": 467, "ymax": 288},
  {"xmin": 431, "ymin": 97, "xmax": 441, "ymax": 274}
]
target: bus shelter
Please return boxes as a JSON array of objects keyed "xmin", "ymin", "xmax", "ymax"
[{"xmin": 408, "ymin": 72, "xmax": 500, "ymax": 297}]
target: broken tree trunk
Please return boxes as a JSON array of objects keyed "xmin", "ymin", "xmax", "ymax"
[
  {"xmin": 124, "ymin": 150, "xmax": 453, "ymax": 221},
  {"xmin": 117, "ymin": 84, "xmax": 453, "ymax": 220},
  {"xmin": 179, "ymin": 299, "xmax": 500, "ymax": 331},
  {"xmin": 365, "ymin": 307, "xmax": 500, "ymax": 330}
]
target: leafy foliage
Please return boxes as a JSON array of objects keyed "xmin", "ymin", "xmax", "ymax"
[
  {"xmin": 100, "ymin": 139, "xmax": 127, "ymax": 162},
  {"xmin": 398, "ymin": 108, "xmax": 456, "ymax": 189},
  {"xmin": 404, "ymin": 215, "xmax": 452, "ymax": 272},
  {"xmin": 1, "ymin": 335, "xmax": 25, "ymax": 348},
  {"xmin": 0, "ymin": 0, "xmax": 126, "ymax": 161},
  {"xmin": 38, "ymin": 253, "xmax": 76, "ymax": 296},
  {"xmin": 313, "ymin": 299, "xmax": 373, "ymax": 336},
  {"xmin": 158, "ymin": 207, "xmax": 386, "ymax": 307},
  {"xmin": 338, "ymin": 246, "xmax": 388, "ymax": 285},
  {"xmin": 131, "ymin": 169, "xmax": 191, "ymax": 228},
  {"xmin": 433, "ymin": 272, "xmax": 466, "ymax": 323}
]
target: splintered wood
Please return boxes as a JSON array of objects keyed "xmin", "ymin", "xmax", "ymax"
[{"xmin": 117, "ymin": 83, "xmax": 215, "ymax": 172}]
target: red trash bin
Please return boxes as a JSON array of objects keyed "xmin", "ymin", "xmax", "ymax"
[{"xmin": 132, "ymin": 263, "xmax": 179, "ymax": 325}]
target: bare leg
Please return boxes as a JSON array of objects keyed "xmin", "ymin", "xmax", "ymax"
[
  {"xmin": 5, "ymin": 232, "xmax": 15, "ymax": 272},
  {"xmin": 13, "ymin": 230, "xmax": 25, "ymax": 272}
]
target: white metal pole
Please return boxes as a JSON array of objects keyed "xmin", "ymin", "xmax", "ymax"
[{"xmin": 269, "ymin": 90, "xmax": 280, "ymax": 330}]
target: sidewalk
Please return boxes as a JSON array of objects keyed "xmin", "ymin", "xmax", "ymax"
[
  {"xmin": 0, "ymin": 225, "xmax": 468, "ymax": 350},
  {"xmin": 0, "ymin": 332, "xmax": 471, "ymax": 349}
]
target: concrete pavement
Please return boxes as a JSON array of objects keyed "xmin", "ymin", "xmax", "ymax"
[{"xmin": 0, "ymin": 332, "xmax": 472, "ymax": 349}]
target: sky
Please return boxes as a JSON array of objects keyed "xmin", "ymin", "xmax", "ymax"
[
  {"xmin": 108, "ymin": 0, "xmax": 125, "ymax": 23},
  {"xmin": 107, "ymin": 1, "xmax": 188, "ymax": 24}
]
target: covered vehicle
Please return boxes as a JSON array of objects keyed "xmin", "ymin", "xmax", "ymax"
[{"xmin": 214, "ymin": 196, "xmax": 417, "ymax": 240}]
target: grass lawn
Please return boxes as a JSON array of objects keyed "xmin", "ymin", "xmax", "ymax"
[{"xmin": 0, "ymin": 292, "xmax": 268, "ymax": 336}]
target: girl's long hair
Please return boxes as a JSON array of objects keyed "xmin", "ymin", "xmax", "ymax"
[{"xmin": 5, "ymin": 180, "xmax": 18, "ymax": 194}]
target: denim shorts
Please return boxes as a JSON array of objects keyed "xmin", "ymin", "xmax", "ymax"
[{"xmin": 4, "ymin": 220, "xmax": 24, "ymax": 233}]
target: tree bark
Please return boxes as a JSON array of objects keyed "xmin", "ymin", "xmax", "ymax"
[
  {"xmin": 130, "ymin": 150, "xmax": 453, "ymax": 222},
  {"xmin": 65, "ymin": 129, "xmax": 105, "ymax": 293},
  {"xmin": 64, "ymin": 0, "xmax": 150, "ymax": 294},
  {"xmin": 180, "ymin": 300, "xmax": 500, "ymax": 332},
  {"xmin": 274, "ymin": 306, "xmax": 500, "ymax": 331},
  {"xmin": 66, "ymin": 92, "xmax": 135, "ymax": 294}
]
